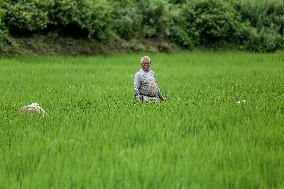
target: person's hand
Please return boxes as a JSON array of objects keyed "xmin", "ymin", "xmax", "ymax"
[{"xmin": 160, "ymin": 96, "xmax": 166, "ymax": 101}]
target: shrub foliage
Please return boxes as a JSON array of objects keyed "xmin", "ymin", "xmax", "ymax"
[{"xmin": 0, "ymin": 0, "xmax": 283, "ymax": 52}]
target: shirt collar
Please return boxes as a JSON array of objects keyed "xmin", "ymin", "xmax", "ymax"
[{"xmin": 140, "ymin": 68, "xmax": 150, "ymax": 73}]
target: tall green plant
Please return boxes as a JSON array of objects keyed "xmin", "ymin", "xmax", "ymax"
[
  {"xmin": 166, "ymin": 4, "xmax": 195, "ymax": 48},
  {"xmin": 110, "ymin": 0, "xmax": 142, "ymax": 40},
  {"xmin": 3, "ymin": 0, "xmax": 50, "ymax": 34},
  {"xmin": 169, "ymin": 0, "xmax": 244, "ymax": 48},
  {"xmin": 136, "ymin": 0, "xmax": 172, "ymax": 38},
  {"xmin": 192, "ymin": 0, "xmax": 243, "ymax": 45},
  {"xmin": 237, "ymin": 0, "xmax": 284, "ymax": 51},
  {"xmin": 0, "ymin": 5, "xmax": 9, "ymax": 50},
  {"xmin": 243, "ymin": 26, "xmax": 282, "ymax": 52},
  {"xmin": 90, "ymin": 0, "xmax": 113, "ymax": 40},
  {"xmin": 50, "ymin": 0, "xmax": 113, "ymax": 40}
]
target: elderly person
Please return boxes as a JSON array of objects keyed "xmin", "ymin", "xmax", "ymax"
[{"xmin": 134, "ymin": 56, "xmax": 165, "ymax": 102}]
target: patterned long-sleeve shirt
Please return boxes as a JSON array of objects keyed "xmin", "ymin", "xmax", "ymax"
[{"xmin": 134, "ymin": 69, "xmax": 161, "ymax": 101}]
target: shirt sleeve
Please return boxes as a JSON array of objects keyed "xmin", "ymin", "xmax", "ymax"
[
  {"xmin": 152, "ymin": 71, "xmax": 162, "ymax": 97},
  {"xmin": 134, "ymin": 73, "xmax": 142, "ymax": 101}
]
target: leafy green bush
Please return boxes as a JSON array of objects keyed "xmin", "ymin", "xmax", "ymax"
[
  {"xmin": 1, "ymin": 0, "xmax": 113, "ymax": 40},
  {"xmin": 50, "ymin": 0, "xmax": 113, "ymax": 40},
  {"xmin": 243, "ymin": 26, "xmax": 282, "ymax": 52},
  {"xmin": 136, "ymin": 0, "xmax": 172, "ymax": 38},
  {"xmin": 50, "ymin": 0, "xmax": 105, "ymax": 37},
  {"xmin": 0, "ymin": 7, "xmax": 5, "ymax": 31},
  {"xmin": 237, "ymin": 0, "xmax": 284, "ymax": 51},
  {"xmin": 2, "ymin": 0, "xmax": 50, "ymax": 34},
  {"xmin": 189, "ymin": 0, "xmax": 242, "ymax": 45},
  {"xmin": 50, "ymin": 0, "xmax": 91, "ymax": 36},
  {"xmin": 168, "ymin": 0, "xmax": 186, "ymax": 4},
  {"xmin": 0, "ymin": 0, "xmax": 284, "ymax": 53},
  {"xmin": 0, "ymin": 6, "xmax": 9, "ymax": 49},
  {"xmin": 166, "ymin": 4, "xmax": 195, "ymax": 48},
  {"xmin": 110, "ymin": 0, "xmax": 142, "ymax": 40},
  {"xmin": 239, "ymin": 0, "xmax": 284, "ymax": 33},
  {"xmin": 90, "ymin": 0, "xmax": 113, "ymax": 40},
  {"xmin": 168, "ymin": 0, "xmax": 244, "ymax": 48}
]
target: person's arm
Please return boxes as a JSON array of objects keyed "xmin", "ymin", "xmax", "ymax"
[
  {"xmin": 152, "ymin": 71, "xmax": 165, "ymax": 101},
  {"xmin": 134, "ymin": 73, "xmax": 142, "ymax": 101},
  {"xmin": 157, "ymin": 88, "xmax": 165, "ymax": 101}
]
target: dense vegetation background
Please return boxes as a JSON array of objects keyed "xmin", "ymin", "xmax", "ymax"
[{"xmin": 0, "ymin": 0, "xmax": 283, "ymax": 55}]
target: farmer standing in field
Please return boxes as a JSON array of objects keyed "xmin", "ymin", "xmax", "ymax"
[{"xmin": 134, "ymin": 56, "xmax": 166, "ymax": 102}]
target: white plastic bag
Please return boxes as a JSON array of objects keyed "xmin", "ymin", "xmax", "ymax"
[{"xmin": 20, "ymin": 103, "xmax": 47, "ymax": 116}]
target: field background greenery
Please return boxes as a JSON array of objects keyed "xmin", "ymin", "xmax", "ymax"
[
  {"xmin": 0, "ymin": 0, "xmax": 284, "ymax": 54},
  {"xmin": 0, "ymin": 52, "xmax": 284, "ymax": 189}
]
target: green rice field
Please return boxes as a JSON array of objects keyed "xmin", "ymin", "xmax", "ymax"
[{"xmin": 0, "ymin": 51, "xmax": 284, "ymax": 189}]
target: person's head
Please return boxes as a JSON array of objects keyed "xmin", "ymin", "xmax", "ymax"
[{"xmin": 140, "ymin": 56, "xmax": 151, "ymax": 71}]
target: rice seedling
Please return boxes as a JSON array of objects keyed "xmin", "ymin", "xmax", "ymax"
[{"xmin": 0, "ymin": 51, "xmax": 284, "ymax": 189}]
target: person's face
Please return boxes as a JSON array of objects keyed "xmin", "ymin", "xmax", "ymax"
[{"xmin": 141, "ymin": 60, "xmax": 150, "ymax": 71}]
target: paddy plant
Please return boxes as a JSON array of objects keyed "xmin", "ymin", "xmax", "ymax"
[{"xmin": 0, "ymin": 52, "xmax": 284, "ymax": 189}]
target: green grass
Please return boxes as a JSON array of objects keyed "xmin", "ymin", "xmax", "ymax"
[{"xmin": 0, "ymin": 51, "xmax": 284, "ymax": 189}]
